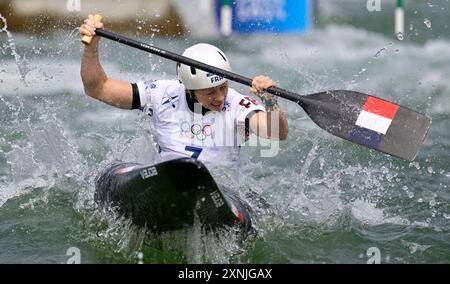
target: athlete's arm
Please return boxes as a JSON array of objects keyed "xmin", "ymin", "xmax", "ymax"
[
  {"xmin": 80, "ymin": 14, "xmax": 134, "ymax": 109},
  {"xmin": 248, "ymin": 76, "xmax": 288, "ymax": 140},
  {"xmin": 249, "ymin": 111, "xmax": 288, "ymax": 140}
]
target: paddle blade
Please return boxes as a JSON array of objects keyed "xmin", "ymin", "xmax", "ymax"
[{"xmin": 300, "ymin": 90, "xmax": 432, "ymax": 161}]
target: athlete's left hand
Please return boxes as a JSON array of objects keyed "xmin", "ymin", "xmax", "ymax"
[{"xmin": 250, "ymin": 75, "xmax": 276, "ymax": 102}]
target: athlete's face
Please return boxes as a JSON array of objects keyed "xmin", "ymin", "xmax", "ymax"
[{"xmin": 194, "ymin": 82, "xmax": 228, "ymax": 112}]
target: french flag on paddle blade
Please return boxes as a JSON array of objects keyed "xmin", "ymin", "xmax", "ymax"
[{"xmin": 349, "ymin": 96, "xmax": 399, "ymax": 149}]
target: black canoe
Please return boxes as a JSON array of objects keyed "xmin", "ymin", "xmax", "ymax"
[{"xmin": 94, "ymin": 158, "xmax": 252, "ymax": 232}]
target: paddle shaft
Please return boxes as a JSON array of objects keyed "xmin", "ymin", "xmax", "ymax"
[{"xmin": 95, "ymin": 29, "xmax": 311, "ymax": 106}]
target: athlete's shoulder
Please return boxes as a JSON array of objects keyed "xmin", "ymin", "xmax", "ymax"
[
  {"xmin": 154, "ymin": 80, "xmax": 185, "ymax": 109},
  {"xmin": 140, "ymin": 79, "xmax": 184, "ymax": 105},
  {"xmin": 227, "ymin": 88, "xmax": 263, "ymax": 111},
  {"xmin": 141, "ymin": 79, "xmax": 183, "ymax": 91}
]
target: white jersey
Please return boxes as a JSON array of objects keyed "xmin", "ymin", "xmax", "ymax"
[{"xmin": 136, "ymin": 79, "xmax": 265, "ymax": 166}]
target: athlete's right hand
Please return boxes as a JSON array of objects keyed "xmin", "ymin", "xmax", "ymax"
[{"xmin": 79, "ymin": 14, "xmax": 104, "ymax": 38}]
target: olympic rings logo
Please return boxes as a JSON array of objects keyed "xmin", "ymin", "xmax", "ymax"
[{"xmin": 180, "ymin": 121, "xmax": 214, "ymax": 141}]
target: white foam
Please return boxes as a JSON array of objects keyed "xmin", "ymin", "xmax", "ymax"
[
  {"xmin": 0, "ymin": 177, "xmax": 54, "ymax": 208},
  {"xmin": 351, "ymin": 198, "xmax": 406, "ymax": 226},
  {"xmin": 401, "ymin": 240, "xmax": 431, "ymax": 254}
]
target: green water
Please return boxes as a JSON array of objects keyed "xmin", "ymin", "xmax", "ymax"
[{"xmin": 1, "ymin": 2, "xmax": 449, "ymax": 263}]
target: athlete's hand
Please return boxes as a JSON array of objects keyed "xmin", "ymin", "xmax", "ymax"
[{"xmin": 79, "ymin": 14, "xmax": 104, "ymax": 39}]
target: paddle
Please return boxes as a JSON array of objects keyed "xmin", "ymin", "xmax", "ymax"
[{"xmin": 83, "ymin": 18, "xmax": 431, "ymax": 161}]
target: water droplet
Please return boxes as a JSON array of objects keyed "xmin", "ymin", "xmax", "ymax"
[
  {"xmin": 396, "ymin": 32, "xmax": 404, "ymax": 41},
  {"xmin": 374, "ymin": 47, "xmax": 387, "ymax": 58},
  {"xmin": 355, "ymin": 68, "xmax": 367, "ymax": 77},
  {"xmin": 0, "ymin": 15, "xmax": 7, "ymax": 32},
  {"xmin": 408, "ymin": 192, "xmax": 414, "ymax": 198},
  {"xmin": 427, "ymin": 166, "xmax": 434, "ymax": 174},
  {"xmin": 424, "ymin": 19, "xmax": 432, "ymax": 29},
  {"xmin": 429, "ymin": 200, "xmax": 436, "ymax": 207},
  {"xmin": 418, "ymin": 198, "xmax": 423, "ymax": 203},
  {"xmin": 0, "ymin": 15, "xmax": 28, "ymax": 83},
  {"xmin": 402, "ymin": 186, "xmax": 408, "ymax": 191}
]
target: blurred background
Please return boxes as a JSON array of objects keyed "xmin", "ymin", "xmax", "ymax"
[
  {"xmin": 1, "ymin": 0, "xmax": 449, "ymax": 264},
  {"xmin": 2, "ymin": 0, "xmax": 449, "ymax": 40}
]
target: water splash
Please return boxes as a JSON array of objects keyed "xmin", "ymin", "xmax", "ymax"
[
  {"xmin": 351, "ymin": 198, "xmax": 406, "ymax": 226},
  {"xmin": 401, "ymin": 240, "xmax": 431, "ymax": 254},
  {"xmin": 424, "ymin": 18, "xmax": 432, "ymax": 29},
  {"xmin": 0, "ymin": 14, "xmax": 29, "ymax": 84},
  {"xmin": 373, "ymin": 47, "xmax": 387, "ymax": 58}
]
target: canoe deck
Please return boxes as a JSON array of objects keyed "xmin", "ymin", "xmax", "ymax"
[{"xmin": 95, "ymin": 158, "xmax": 252, "ymax": 233}]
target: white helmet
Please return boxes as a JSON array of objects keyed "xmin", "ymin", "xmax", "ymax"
[{"xmin": 177, "ymin": 43, "xmax": 231, "ymax": 90}]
